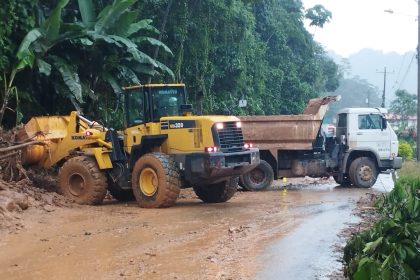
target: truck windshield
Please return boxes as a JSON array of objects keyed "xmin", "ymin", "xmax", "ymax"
[{"xmin": 152, "ymin": 87, "xmax": 185, "ymax": 121}]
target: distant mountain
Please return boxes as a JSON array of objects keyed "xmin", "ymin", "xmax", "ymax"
[{"xmin": 327, "ymin": 49, "xmax": 417, "ymax": 106}]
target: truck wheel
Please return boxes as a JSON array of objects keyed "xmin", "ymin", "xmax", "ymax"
[
  {"xmin": 240, "ymin": 160, "xmax": 273, "ymax": 191},
  {"xmin": 58, "ymin": 156, "xmax": 107, "ymax": 205},
  {"xmin": 193, "ymin": 177, "xmax": 238, "ymax": 203},
  {"xmin": 333, "ymin": 175, "xmax": 352, "ymax": 186},
  {"xmin": 349, "ymin": 157, "xmax": 378, "ymax": 188},
  {"xmin": 131, "ymin": 153, "xmax": 181, "ymax": 208}
]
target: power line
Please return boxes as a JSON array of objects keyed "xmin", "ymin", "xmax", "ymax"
[
  {"xmin": 396, "ymin": 53, "xmax": 416, "ymax": 91},
  {"xmin": 391, "ymin": 52, "xmax": 408, "ymax": 92}
]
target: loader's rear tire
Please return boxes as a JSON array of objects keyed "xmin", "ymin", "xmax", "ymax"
[
  {"xmin": 193, "ymin": 177, "xmax": 238, "ymax": 203},
  {"xmin": 240, "ymin": 160, "xmax": 273, "ymax": 191},
  {"xmin": 58, "ymin": 156, "xmax": 107, "ymax": 205},
  {"xmin": 131, "ymin": 153, "xmax": 181, "ymax": 208},
  {"xmin": 349, "ymin": 157, "xmax": 378, "ymax": 188}
]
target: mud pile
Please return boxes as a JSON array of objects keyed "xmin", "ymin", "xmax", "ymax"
[
  {"xmin": 0, "ymin": 171, "xmax": 74, "ymax": 232},
  {"xmin": 0, "ymin": 129, "xmax": 73, "ymax": 232}
]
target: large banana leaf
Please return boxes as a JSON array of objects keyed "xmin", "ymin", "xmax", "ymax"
[
  {"xmin": 77, "ymin": 0, "xmax": 96, "ymax": 28},
  {"xmin": 133, "ymin": 36, "xmax": 173, "ymax": 55},
  {"xmin": 50, "ymin": 56, "xmax": 83, "ymax": 103},
  {"xmin": 95, "ymin": 0, "xmax": 137, "ymax": 34},
  {"xmin": 113, "ymin": 11, "xmax": 139, "ymax": 37},
  {"xmin": 103, "ymin": 73, "xmax": 123, "ymax": 95},
  {"xmin": 117, "ymin": 65, "xmax": 140, "ymax": 84},
  {"xmin": 36, "ymin": 59, "xmax": 52, "ymax": 76},
  {"xmin": 43, "ymin": 0, "xmax": 70, "ymax": 42},
  {"xmin": 154, "ymin": 60, "xmax": 174, "ymax": 79},
  {"xmin": 126, "ymin": 19, "xmax": 159, "ymax": 37}
]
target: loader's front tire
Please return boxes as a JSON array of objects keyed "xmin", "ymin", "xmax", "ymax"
[
  {"xmin": 58, "ymin": 156, "xmax": 107, "ymax": 205},
  {"xmin": 131, "ymin": 153, "xmax": 181, "ymax": 208},
  {"xmin": 193, "ymin": 177, "xmax": 238, "ymax": 203}
]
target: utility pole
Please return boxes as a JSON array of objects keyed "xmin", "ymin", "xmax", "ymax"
[
  {"xmin": 417, "ymin": 1, "xmax": 420, "ymax": 161},
  {"xmin": 366, "ymin": 90, "xmax": 371, "ymax": 107},
  {"xmin": 376, "ymin": 67, "xmax": 393, "ymax": 108}
]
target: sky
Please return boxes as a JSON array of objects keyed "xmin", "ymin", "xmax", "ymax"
[{"xmin": 302, "ymin": 0, "xmax": 418, "ymax": 57}]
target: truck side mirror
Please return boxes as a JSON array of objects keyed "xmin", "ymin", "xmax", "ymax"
[
  {"xmin": 340, "ymin": 135, "xmax": 346, "ymax": 145},
  {"xmin": 382, "ymin": 117, "xmax": 387, "ymax": 130}
]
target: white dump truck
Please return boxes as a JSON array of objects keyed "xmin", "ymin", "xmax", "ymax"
[{"xmin": 239, "ymin": 97, "xmax": 402, "ymax": 190}]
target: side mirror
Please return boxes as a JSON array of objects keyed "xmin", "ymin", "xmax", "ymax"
[
  {"xmin": 340, "ymin": 135, "xmax": 346, "ymax": 145},
  {"xmin": 382, "ymin": 117, "xmax": 387, "ymax": 130}
]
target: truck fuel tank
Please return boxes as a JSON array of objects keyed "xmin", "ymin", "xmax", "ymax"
[{"xmin": 291, "ymin": 159, "xmax": 328, "ymax": 178}]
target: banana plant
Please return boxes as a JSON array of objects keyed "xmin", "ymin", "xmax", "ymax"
[{"xmin": 7, "ymin": 0, "xmax": 173, "ymax": 119}]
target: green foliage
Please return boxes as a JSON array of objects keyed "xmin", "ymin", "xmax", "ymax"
[
  {"xmin": 343, "ymin": 177, "xmax": 420, "ymax": 279},
  {"xmin": 1, "ymin": 0, "xmax": 340, "ymax": 127},
  {"xmin": 1, "ymin": 0, "xmax": 173, "ymax": 127},
  {"xmin": 390, "ymin": 89, "xmax": 417, "ymax": 129},
  {"xmin": 305, "ymin": 4, "xmax": 332, "ymax": 28},
  {"xmin": 0, "ymin": 0, "xmax": 37, "ymax": 72},
  {"xmin": 398, "ymin": 141, "xmax": 413, "ymax": 160}
]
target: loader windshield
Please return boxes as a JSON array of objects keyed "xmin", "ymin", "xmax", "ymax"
[{"xmin": 151, "ymin": 86, "xmax": 185, "ymax": 121}]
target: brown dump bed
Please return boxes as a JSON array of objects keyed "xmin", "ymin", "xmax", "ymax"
[{"xmin": 239, "ymin": 96, "xmax": 339, "ymax": 150}]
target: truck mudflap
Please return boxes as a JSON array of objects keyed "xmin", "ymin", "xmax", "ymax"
[
  {"xmin": 380, "ymin": 157, "xmax": 403, "ymax": 170},
  {"xmin": 184, "ymin": 148, "xmax": 260, "ymax": 185}
]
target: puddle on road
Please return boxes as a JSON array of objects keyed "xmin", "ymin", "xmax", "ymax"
[
  {"xmin": 256, "ymin": 200, "xmax": 359, "ymax": 280},
  {"xmin": 256, "ymin": 174, "xmax": 394, "ymax": 280}
]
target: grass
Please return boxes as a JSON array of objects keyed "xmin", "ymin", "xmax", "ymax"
[{"xmin": 398, "ymin": 161, "xmax": 420, "ymax": 178}]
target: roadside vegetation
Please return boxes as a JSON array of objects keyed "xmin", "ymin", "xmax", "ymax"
[
  {"xmin": 0, "ymin": 0, "xmax": 340, "ymax": 128},
  {"xmin": 343, "ymin": 162, "xmax": 420, "ymax": 280}
]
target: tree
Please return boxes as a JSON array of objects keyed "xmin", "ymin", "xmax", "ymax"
[
  {"xmin": 390, "ymin": 89, "xmax": 417, "ymax": 129},
  {"xmin": 305, "ymin": 4, "xmax": 332, "ymax": 28},
  {"xmin": 1, "ymin": 0, "xmax": 173, "ymax": 127}
]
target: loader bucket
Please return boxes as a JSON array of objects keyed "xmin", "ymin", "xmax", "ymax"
[{"xmin": 18, "ymin": 116, "xmax": 70, "ymax": 166}]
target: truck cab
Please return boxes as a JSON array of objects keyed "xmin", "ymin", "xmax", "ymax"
[{"xmin": 335, "ymin": 108, "xmax": 402, "ymax": 187}]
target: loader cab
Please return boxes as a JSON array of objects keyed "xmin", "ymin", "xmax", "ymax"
[{"xmin": 123, "ymin": 84, "xmax": 188, "ymax": 127}]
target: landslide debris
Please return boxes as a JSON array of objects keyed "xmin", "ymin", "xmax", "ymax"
[{"xmin": 0, "ymin": 128, "xmax": 72, "ymax": 233}]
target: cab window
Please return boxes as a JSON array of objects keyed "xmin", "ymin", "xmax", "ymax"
[
  {"xmin": 126, "ymin": 90, "xmax": 145, "ymax": 127},
  {"xmin": 152, "ymin": 87, "xmax": 184, "ymax": 121},
  {"xmin": 337, "ymin": 113, "xmax": 347, "ymax": 128},
  {"xmin": 358, "ymin": 114, "xmax": 382, "ymax": 130}
]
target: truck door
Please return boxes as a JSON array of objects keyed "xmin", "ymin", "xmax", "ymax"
[{"xmin": 353, "ymin": 113, "xmax": 390, "ymax": 159}]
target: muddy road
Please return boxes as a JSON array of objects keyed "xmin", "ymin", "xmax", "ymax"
[{"xmin": 0, "ymin": 175, "xmax": 393, "ymax": 280}]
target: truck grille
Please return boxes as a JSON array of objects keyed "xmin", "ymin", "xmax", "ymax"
[{"xmin": 214, "ymin": 122, "xmax": 244, "ymax": 152}]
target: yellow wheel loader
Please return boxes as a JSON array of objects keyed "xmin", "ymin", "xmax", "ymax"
[{"xmin": 19, "ymin": 84, "xmax": 260, "ymax": 208}]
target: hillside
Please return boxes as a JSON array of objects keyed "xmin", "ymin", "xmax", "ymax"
[{"xmin": 329, "ymin": 49, "xmax": 416, "ymax": 105}]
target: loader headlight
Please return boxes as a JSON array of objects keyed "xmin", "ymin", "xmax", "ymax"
[
  {"xmin": 215, "ymin": 123, "xmax": 224, "ymax": 130},
  {"xmin": 244, "ymin": 143, "xmax": 253, "ymax": 149},
  {"xmin": 236, "ymin": 121, "xmax": 242, "ymax": 128}
]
